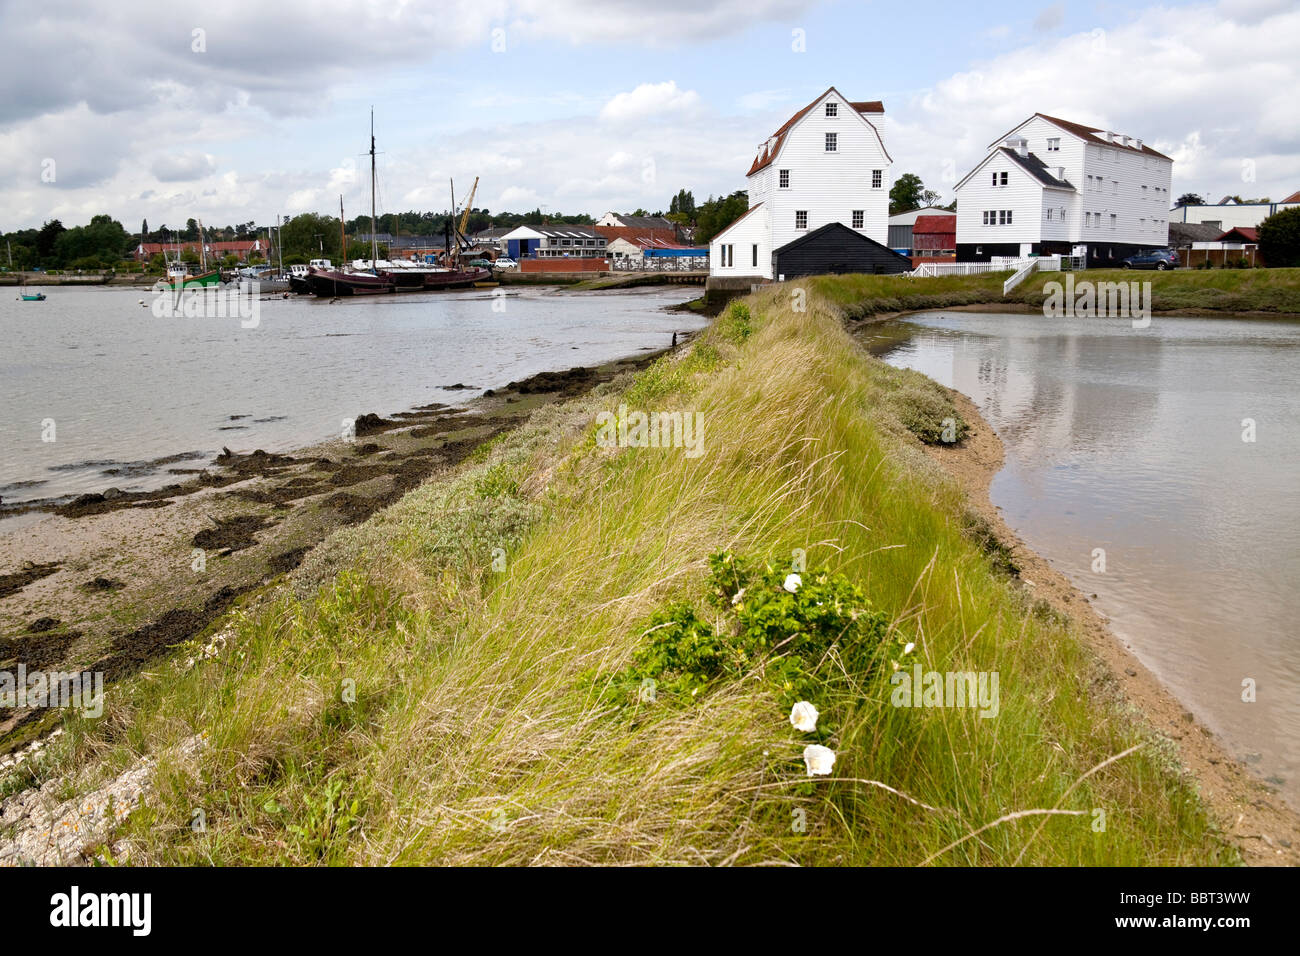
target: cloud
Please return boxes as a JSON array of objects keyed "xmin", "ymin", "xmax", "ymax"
[
  {"xmin": 600, "ymin": 82, "xmax": 702, "ymax": 123},
  {"xmin": 1033, "ymin": 2, "xmax": 1065, "ymax": 32},
  {"xmin": 151, "ymin": 152, "xmax": 216, "ymax": 182}
]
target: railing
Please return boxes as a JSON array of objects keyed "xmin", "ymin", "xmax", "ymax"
[
  {"xmin": 610, "ymin": 256, "xmax": 709, "ymax": 272},
  {"xmin": 1002, "ymin": 259, "xmax": 1038, "ymax": 294},
  {"xmin": 907, "ymin": 261, "xmax": 1004, "ymax": 277}
]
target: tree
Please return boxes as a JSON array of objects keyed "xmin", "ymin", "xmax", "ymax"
[
  {"xmin": 889, "ymin": 173, "xmax": 925, "ymax": 214},
  {"xmin": 1176, "ymin": 193, "xmax": 1205, "ymax": 206},
  {"xmin": 279, "ymin": 212, "xmax": 344, "ymax": 260},
  {"xmin": 694, "ymin": 191, "xmax": 750, "ymax": 244},
  {"xmin": 184, "ymin": 218, "xmax": 200, "ymax": 240},
  {"xmin": 669, "ymin": 189, "xmax": 696, "ymax": 218},
  {"xmin": 1258, "ymin": 207, "xmax": 1300, "ymax": 267},
  {"xmin": 141, "ymin": 218, "xmax": 148, "ymax": 242},
  {"xmin": 35, "ymin": 219, "xmax": 66, "ymax": 264},
  {"xmin": 919, "ymin": 188, "xmax": 944, "ymax": 208}
]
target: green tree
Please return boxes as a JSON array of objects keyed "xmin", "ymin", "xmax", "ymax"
[
  {"xmin": 694, "ymin": 191, "xmax": 750, "ymax": 244},
  {"xmin": 1176, "ymin": 193, "xmax": 1205, "ymax": 206},
  {"xmin": 889, "ymin": 173, "xmax": 924, "ymax": 214},
  {"xmin": 1258, "ymin": 207, "xmax": 1300, "ymax": 267},
  {"xmin": 279, "ymin": 212, "xmax": 344, "ymax": 260},
  {"xmin": 35, "ymin": 219, "xmax": 66, "ymax": 265},
  {"xmin": 669, "ymin": 189, "xmax": 696, "ymax": 218}
]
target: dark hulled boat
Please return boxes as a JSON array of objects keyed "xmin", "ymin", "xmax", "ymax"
[{"xmin": 305, "ymin": 266, "xmax": 393, "ymax": 296}]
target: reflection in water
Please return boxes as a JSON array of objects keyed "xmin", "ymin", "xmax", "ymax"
[{"xmin": 882, "ymin": 312, "xmax": 1300, "ymax": 808}]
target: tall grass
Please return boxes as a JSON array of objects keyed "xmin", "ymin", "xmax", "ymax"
[{"xmin": 44, "ymin": 281, "xmax": 1235, "ymax": 866}]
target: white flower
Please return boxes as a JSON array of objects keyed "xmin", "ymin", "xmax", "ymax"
[
  {"xmin": 903, "ymin": 642, "xmax": 916, "ymax": 655},
  {"xmin": 789, "ymin": 701, "xmax": 819, "ymax": 732},
  {"xmin": 803, "ymin": 744, "xmax": 836, "ymax": 777},
  {"xmin": 731, "ymin": 587, "xmax": 746, "ymax": 606},
  {"xmin": 783, "ymin": 573, "xmax": 802, "ymax": 593}
]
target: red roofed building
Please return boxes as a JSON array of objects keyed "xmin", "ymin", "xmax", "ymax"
[
  {"xmin": 911, "ymin": 214, "xmax": 956, "ymax": 257},
  {"xmin": 134, "ymin": 239, "xmax": 266, "ymax": 263}
]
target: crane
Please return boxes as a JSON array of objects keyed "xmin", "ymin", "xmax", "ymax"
[{"xmin": 448, "ymin": 176, "xmax": 479, "ymax": 269}]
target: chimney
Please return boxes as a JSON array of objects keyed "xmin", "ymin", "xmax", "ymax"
[
  {"xmin": 1055, "ymin": 166, "xmax": 1066, "ymax": 181},
  {"xmin": 1135, "ymin": 138, "xmax": 1143, "ymax": 151},
  {"xmin": 1006, "ymin": 136, "xmax": 1028, "ymax": 157}
]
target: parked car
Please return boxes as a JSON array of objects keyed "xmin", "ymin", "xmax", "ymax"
[
  {"xmin": 1120, "ymin": 248, "xmax": 1179, "ymax": 270},
  {"xmin": 492, "ymin": 258, "xmax": 517, "ymax": 269},
  {"xmin": 467, "ymin": 259, "xmax": 494, "ymax": 269}
]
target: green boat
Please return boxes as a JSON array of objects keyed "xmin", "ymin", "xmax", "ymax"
[
  {"xmin": 164, "ymin": 265, "xmax": 222, "ymax": 289},
  {"xmin": 20, "ymin": 292, "xmax": 46, "ymax": 301}
]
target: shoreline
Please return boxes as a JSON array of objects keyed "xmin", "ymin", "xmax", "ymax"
[
  {"xmin": 921, "ymin": 379, "xmax": 1300, "ymax": 866},
  {"xmin": 0, "ymin": 340, "xmax": 685, "ymax": 751}
]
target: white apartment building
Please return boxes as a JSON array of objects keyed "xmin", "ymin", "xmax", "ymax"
[{"xmin": 954, "ymin": 113, "xmax": 1174, "ymax": 265}]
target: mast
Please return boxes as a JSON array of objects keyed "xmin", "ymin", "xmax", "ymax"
[
  {"xmin": 340, "ymin": 194, "xmax": 347, "ymax": 262},
  {"xmin": 198, "ymin": 219, "xmax": 207, "ymax": 271},
  {"xmin": 449, "ymin": 178, "xmax": 457, "ymax": 270},
  {"xmin": 369, "ymin": 108, "xmax": 378, "ymax": 270}
]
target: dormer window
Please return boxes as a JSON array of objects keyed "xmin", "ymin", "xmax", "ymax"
[
  {"xmin": 825, "ymin": 132, "xmax": 837, "ymax": 152},
  {"xmin": 825, "ymin": 102, "xmax": 837, "ymax": 117}
]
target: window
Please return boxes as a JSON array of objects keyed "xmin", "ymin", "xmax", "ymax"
[
  {"xmin": 1110, "ymin": 214, "xmax": 1117, "ymax": 229},
  {"xmin": 723, "ymin": 244, "xmax": 733, "ymax": 267},
  {"xmin": 795, "ymin": 210, "xmax": 808, "ymax": 229},
  {"xmin": 1001, "ymin": 171, "xmax": 1008, "ymax": 186},
  {"xmin": 1046, "ymin": 208, "xmax": 1053, "ymax": 221},
  {"xmin": 992, "ymin": 170, "xmax": 1009, "ymax": 187},
  {"xmin": 852, "ymin": 210, "xmax": 864, "ymax": 229},
  {"xmin": 1005, "ymin": 210, "xmax": 1013, "ymax": 225},
  {"xmin": 1085, "ymin": 212, "xmax": 1091, "ymax": 227},
  {"xmin": 779, "ymin": 169, "xmax": 789, "ymax": 188},
  {"xmin": 1047, "ymin": 138, "xmax": 1060, "ymax": 152},
  {"xmin": 825, "ymin": 132, "xmax": 837, "ymax": 152},
  {"xmin": 982, "ymin": 210, "xmax": 989, "ymax": 225},
  {"xmin": 871, "ymin": 169, "xmax": 882, "ymax": 188},
  {"xmin": 752, "ymin": 244, "xmax": 758, "ymax": 267},
  {"xmin": 825, "ymin": 102, "xmax": 838, "ymax": 117},
  {"xmin": 1112, "ymin": 180, "xmax": 1118, "ymax": 194}
]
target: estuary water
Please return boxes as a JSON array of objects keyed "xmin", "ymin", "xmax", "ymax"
[
  {"xmin": 878, "ymin": 310, "xmax": 1300, "ymax": 807},
  {"xmin": 0, "ymin": 285, "xmax": 701, "ymax": 505}
]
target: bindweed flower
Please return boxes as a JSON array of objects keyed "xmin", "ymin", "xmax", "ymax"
[
  {"xmin": 903, "ymin": 642, "xmax": 916, "ymax": 655},
  {"xmin": 731, "ymin": 587, "xmax": 746, "ymax": 606},
  {"xmin": 803, "ymin": 744, "xmax": 836, "ymax": 777},
  {"xmin": 783, "ymin": 573, "xmax": 802, "ymax": 593},
  {"xmin": 789, "ymin": 700, "xmax": 819, "ymax": 732}
]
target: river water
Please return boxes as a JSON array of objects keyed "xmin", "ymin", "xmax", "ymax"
[
  {"xmin": 877, "ymin": 310, "xmax": 1300, "ymax": 808},
  {"xmin": 1, "ymin": 285, "xmax": 700, "ymax": 505}
]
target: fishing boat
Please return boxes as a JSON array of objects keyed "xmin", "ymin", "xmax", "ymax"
[
  {"xmin": 19, "ymin": 292, "xmax": 46, "ymax": 301},
  {"xmin": 307, "ymin": 115, "xmax": 488, "ymax": 296},
  {"xmin": 160, "ymin": 224, "xmax": 222, "ymax": 289}
]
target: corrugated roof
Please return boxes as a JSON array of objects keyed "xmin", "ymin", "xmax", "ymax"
[{"xmin": 912, "ymin": 214, "xmax": 956, "ymax": 234}]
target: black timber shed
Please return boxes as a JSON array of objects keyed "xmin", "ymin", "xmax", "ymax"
[{"xmin": 772, "ymin": 222, "xmax": 912, "ymax": 278}]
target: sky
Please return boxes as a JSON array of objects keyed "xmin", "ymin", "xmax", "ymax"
[{"xmin": 1, "ymin": 0, "xmax": 1297, "ymax": 232}]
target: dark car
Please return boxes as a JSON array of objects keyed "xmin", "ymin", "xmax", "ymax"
[{"xmin": 1120, "ymin": 248, "xmax": 1179, "ymax": 270}]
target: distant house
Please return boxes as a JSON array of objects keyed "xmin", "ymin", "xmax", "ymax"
[
  {"xmin": 1171, "ymin": 193, "xmax": 1300, "ymax": 231},
  {"xmin": 911, "ymin": 213, "xmax": 956, "ymax": 259},
  {"xmin": 1167, "ymin": 221, "xmax": 1223, "ymax": 261},
  {"xmin": 709, "ymin": 86, "xmax": 895, "ymax": 280},
  {"xmin": 1182, "ymin": 226, "xmax": 1263, "ymax": 268},
  {"xmin": 596, "ymin": 212, "xmax": 676, "ymax": 232},
  {"xmin": 607, "ymin": 235, "xmax": 707, "ymax": 269},
  {"xmin": 499, "ymin": 224, "xmax": 608, "ymax": 261},
  {"xmin": 593, "ymin": 223, "xmax": 680, "ymax": 247},
  {"xmin": 887, "ymin": 206, "xmax": 953, "ymax": 254},
  {"xmin": 134, "ymin": 239, "xmax": 264, "ymax": 263},
  {"xmin": 954, "ymin": 113, "xmax": 1174, "ymax": 266}
]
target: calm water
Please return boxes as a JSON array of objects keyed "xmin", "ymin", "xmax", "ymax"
[
  {"xmin": 880, "ymin": 311, "xmax": 1300, "ymax": 807},
  {"xmin": 0, "ymin": 285, "xmax": 701, "ymax": 504}
]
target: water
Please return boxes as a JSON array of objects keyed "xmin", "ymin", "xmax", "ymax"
[
  {"xmin": 879, "ymin": 311, "xmax": 1300, "ymax": 807},
  {"xmin": 0, "ymin": 285, "xmax": 702, "ymax": 504}
]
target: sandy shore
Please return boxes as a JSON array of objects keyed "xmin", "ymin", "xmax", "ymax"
[{"xmin": 922, "ymin": 383, "xmax": 1300, "ymax": 866}]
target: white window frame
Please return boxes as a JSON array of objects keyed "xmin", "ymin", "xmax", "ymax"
[
  {"xmin": 825, "ymin": 101, "xmax": 837, "ymax": 117},
  {"xmin": 795, "ymin": 210, "xmax": 808, "ymax": 229},
  {"xmin": 779, "ymin": 169, "xmax": 789, "ymax": 188},
  {"xmin": 851, "ymin": 210, "xmax": 864, "ymax": 229},
  {"xmin": 825, "ymin": 132, "xmax": 837, "ymax": 152},
  {"xmin": 871, "ymin": 169, "xmax": 882, "ymax": 188}
]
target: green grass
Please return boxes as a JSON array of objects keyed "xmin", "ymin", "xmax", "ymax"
[
  {"xmin": 1012, "ymin": 267, "xmax": 1300, "ymax": 313},
  {"xmin": 24, "ymin": 279, "xmax": 1243, "ymax": 866}
]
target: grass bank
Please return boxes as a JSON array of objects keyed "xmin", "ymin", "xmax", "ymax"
[
  {"xmin": 6, "ymin": 284, "xmax": 1239, "ymax": 866},
  {"xmin": 803, "ymin": 266, "xmax": 1300, "ymax": 319}
]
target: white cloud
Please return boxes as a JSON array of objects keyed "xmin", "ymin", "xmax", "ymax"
[
  {"xmin": 599, "ymin": 82, "xmax": 702, "ymax": 123},
  {"xmin": 151, "ymin": 152, "xmax": 216, "ymax": 182}
]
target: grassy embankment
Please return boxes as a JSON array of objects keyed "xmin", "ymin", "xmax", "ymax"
[
  {"xmin": 811, "ymin": 266, "xmax": 1300, "ymax": 319},
  {"xmin": 11, "ymin": 277, "xmax": 1244, "ymax": 866}
]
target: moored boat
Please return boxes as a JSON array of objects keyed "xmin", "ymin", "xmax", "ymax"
[{"xmin": 19, "ymin": 292, "xmax": 46, "ymax": 301}]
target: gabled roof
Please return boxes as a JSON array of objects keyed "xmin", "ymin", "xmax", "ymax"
[
  {"xmin": 1168, "ymin": 221, "xmax": 1224, "ymax": 244},
  {"xmin": 1280, "ymin": 190, "xmax": 1300, "ymax": 204},
  {"xmin": 772, "ymin": 221, "xmax": 912, "ymax": 262},
  {"xmin": 1217, "ymin": 226, "xmax": 1258, "ymax": 242},
  {"xmin": 710, "ymin": 202, "xmax": 765, "ymax": 243},
  {"xmin": 1010, "ymin": 113, "xmax": 1173, "ymax": 161},
  {"xmin": 954, "ymin": 147, "xmax": 1076, "ymax": 192},
  {"xmin": 1000, "ymin": 148, "xmax": 1075, "ymax": 189},
  {"xmin": 746, "ymin": 86, "xmax": 888, "ymax": 176},
  {"xmin": 605, "ymin": 214, "xmax": 675, "ymax": 230}
]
